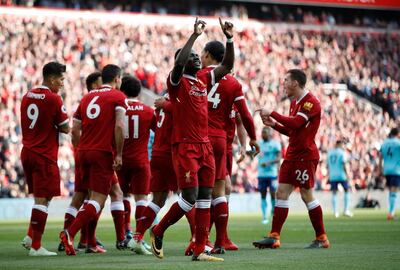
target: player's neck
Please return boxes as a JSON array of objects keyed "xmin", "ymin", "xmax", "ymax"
[{"xmin": 295, "ymin": 89, "xmax": 308, "ymax": 102}]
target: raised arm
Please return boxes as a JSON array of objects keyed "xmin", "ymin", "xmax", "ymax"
[
  {"xmin": 170, "ymin": 18, "xmax": 206, "ymax": 85},
  {"xmin": 213, "ymin": 18, "xmax": 234, "ymax": 84}
]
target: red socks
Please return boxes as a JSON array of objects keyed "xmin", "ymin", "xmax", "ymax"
[
  {"xmin": 123, "ymin": 198, "xmax": 131, "ymax": 232},
  {"xmin": 68, "ymin": 201, "xmax": 100, "ymax": 239},
  {"xmin": 136, "ymin": 202, "xmax": 160, "ymax": 237},
  {"xmin": 135, "ymin": 200, "xmax": 147, "ymax": 231},
  {"xmin": 193, "ymin": 200, "xmax": 211, "ymax": 256},
  {"xmin": 63, "ymin": 206, "xmax": 78, "ymax": 230},
  {"xmin": 307, "ymin": 200, "xmax": 326, "ymax": 237},
  {"xmin": 111, "ymin": 201, "xmax": 125, "ymax": 242},
  {"xmin": 30, "ymin": 205, "xmax": 48, "ymax": 250},
  {"xmin": 185, "ymin": 207, "xmax": 196, "ymax": 240},
  {"xmin": 270, "ymin": 200, "xmax": 289, "ymax": 235},
  {"xmin": 212, "ymin": 197, "xmax": 228, "ymax": 247}
]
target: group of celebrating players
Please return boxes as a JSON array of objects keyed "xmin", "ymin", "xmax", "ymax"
[{"xmin": 19, "ymin": 17, "xmax": 330, "ymax": 261}]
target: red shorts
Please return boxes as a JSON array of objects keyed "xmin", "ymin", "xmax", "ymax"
[
  {"xmin": 74, "ymin": 151, "xmax": 88, "ymax": 193},
  {"xmin": 210, "ymin": 136, "xmax": 227, "ymax": 180},
  {"xmin": 279, "ymin": 160, "xmax": 319, "ymax": 189},
  {"xmin": 150, "ymin": 155, "xmax": 178, "ymax": 193},
  {"xmin": 172, "ymin": 142, "xmax": 215, "ymax": 189},
  {"xmin": 21, "ymin": 147, "xmax": 60, "ymax": 198},
  {"xmin": 117, "ymin": 162, "xmax": 150, "ymax": 195},
  {"xmin": 111, "ymin": 173, "xmax": 119, "ymax": 185},
  {"xmin": 226, "ymin": 145, "xmax": 233, "ymax": 177},
  {"xmin": 78, "ymin": 150, "xmax": 114, "ymax": 195}
]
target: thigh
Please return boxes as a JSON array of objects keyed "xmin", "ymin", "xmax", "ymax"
[
  {"xmin": 117, "ymin": 166, "xmax": 131, "ymax": 194},
  {"xmin": 258, "ymin": 177, "xmax": 268, "ymax": 192},
  {"xmin": 279, "ymin": 160, "xmax": 318, "ymax": 189},
  {"xmin": 210, "ymin": 136, "xmax": 227, "ymax": 181},
  {"xmin": 130, "ymin": 163, "xmax": 150, "ymax": 195},
  {"xmin": 172, "ymin": 144, "xmax": 201, "ymax": 189},
  {"xmin": 386, "ymin": 175, "xmax": 400, "ymax": 188},
  {"xmin": 85, "ymin": 151, "xmax": 114, "ymax": 196},
  {"xmin": 150, "ymin": 155, "xmax": 178, "ymax": 193},
  {"xmin": 340, "ymin": 181, "xmax": 349, "ymax": 192},
  {"xmin": 198, "ymin": 143, "xmax": 216, "ymax": 188},
  {"xmin": 330, "ymin": 181, "xmax": 339, "ymax": 191}
]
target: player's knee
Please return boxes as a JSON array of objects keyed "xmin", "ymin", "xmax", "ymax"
[
  {"xmin": 212, "ymin": 181, "xmax": 225, "ymax": 197},
  {"xmin": 275, "ymin": 189, "xmax": 289, "ymax": 200},
  {"xmin": 260, "ymin": 191, "xmax": 267, "ymax": 200},
  {"xmin": 198, "ymin": 186, "xmax": 213, "ymax": 200},
  {"xmin": 181, "ymin": 188, "xmax": 198, "ymax": 205},
  {"xmin": 300, "ymin": 189, "xmax": 314, "ymax": 203}
]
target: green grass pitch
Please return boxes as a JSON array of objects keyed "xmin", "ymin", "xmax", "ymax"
[{"xmin": 1, "ymin": 210, "xmax": 399, "ymax": 270}]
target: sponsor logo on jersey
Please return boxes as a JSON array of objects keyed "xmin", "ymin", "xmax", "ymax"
[{"xmin": 189, "ymin": 85, "xmax": 207, "ymax": 97}]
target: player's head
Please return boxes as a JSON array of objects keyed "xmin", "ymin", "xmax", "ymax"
[
  {"xmin": 102, "ymin": 64, "xmax": 122, "ymax": 89},
  {"xmin": 262, "ymin": 127, "xmax": 271, "ymax": 141},
  {"xmin": 86, "ymin": 71, "xmax": 102, "ymax": 91},
  {"xmin": 283, "ymin": 69, "xmax": 307, "ymax": 98},
  {"xmin": 42, "ymin": 61, "xmax": 66, "ymax": 93},
  {"xmin": 175, "ymin": 48, "xmax": 201, "ymax": 75},
  {"xmin": 120, "ymin": 75, "xmax": 141, "ymax": 98},
  {"xmin": 389, "ymin": 127, "xmax": 399, "ymax": 138},
  {"xmin": 201, "ymin": 41, "xmax": 225, "ymax": 68},
  {"xmin": 336, "ymin": 140, "xmax": 344, "ymax": 148}
]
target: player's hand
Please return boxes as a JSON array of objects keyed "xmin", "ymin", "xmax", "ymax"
[
  {"xmin": 237, "ymin": 146, "xmax": 246, "ymax": 164},
  {"xmin": 194, "ymin": 17, "xmax": 206, "ymax": 36},
  {"xmin": 249, "ymin": 139, "xmax": 260, "ymax": 157},
  {"xmin": 219, "ymin": 17, "xmax": 234, "ymax": 39},
  {"xmin": 261, "ymin": 116, "xmax": 276, "ymax": 127},
  {"xmin": 255, "ymin": 108, "xmax": 272, "ymax": 117},
  {"xmin": 113, "ymin": 155, "xmax": 123, "ymax": 171},
  {"xmin": 154, "ymin": 97, "xmax": 166, "ymax": 109}
]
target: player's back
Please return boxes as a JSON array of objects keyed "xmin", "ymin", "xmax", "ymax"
[
  {"xmin": 327, "ymin": 148, "xmax": 346, "ymax": 181},
  {"xmin": 74, "ymin": 85, "xmax": 126, "ymax": 153},
  {"xmin": 123, "ymin": 99, "xmax": 154, "ymax": 163},
  {"xmin": 152, "ymin": 105, "xmax": 173, "ymax": 157},
  {"xmin": 199, "ymin": 66, "xmax": 244, "ymax": 138},
  {"xmin": 381, "ymin": 138, "xmax": 400, "ymax": 176},
  {"xmin": 21, "ymin": 86, "xmax": 68, "ymax": 162},
  {"xmin": 285, "ymin": 92, "xmax": 321, "ymax": 161}
]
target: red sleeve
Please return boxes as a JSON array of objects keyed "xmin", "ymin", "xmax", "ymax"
[
  {"xmin": 73, "ymin": 102, "xmax": 82, "ymax": 123},
  {"xmin": 272, "ymin": 122, "xmax": 290, "ymax": 136},
  {"xmin": 298, "ymin": 99, "xmax": 321, "ymax": 121},
  {"xmin": 150, "ymin": 112, "xmax": 157, "ymax": 131},
  {"xmin": 235, "ymin": 98, "xmax": 256, "ymax": 140},
  {"xmin": 115, "ymin": 91, "xmax": 127, "ymax": 113},
  {"xmin": 270, "ymin": 111, "xmax": 307, "ymax": 130},
  {"xmin": 54, "ymin": 95, "xmax": 69, "ymax": 126}
]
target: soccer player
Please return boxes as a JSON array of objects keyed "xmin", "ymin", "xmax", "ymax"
[
  {"xmin": 257, "ymin": 127, "xmax": 281, "ymax": 224},
  {"xmin": 117, "ymin": 75, "xmax": 154, "ymax": 254},
  {"xmin": 193, "ymin": 40, "xmax": 259, "ymax": 254},
  {"xmin": 58, "ymin": 71, "xmax": 105, "ymax": 252},
  {"xmin": 253, "ymin": 69, "xmax": 330, "ymax": 249},
  {"xmin": 20, "ymin": 61, "xmax": 69, "ymax": 256},
  {"xmin": 149, "ymin": 17, "xmax": 234, "ymax": 262},
  {"xmin": 327, "ymin": 140, "xmax": 353, "ymax": 218},
  {"xmin": 60, "ymin": 64, "xmax": 127, "ymax": 256},
  {"xmin": 378, "ymin": 128, "xmax": 400, "ymax": 220}
]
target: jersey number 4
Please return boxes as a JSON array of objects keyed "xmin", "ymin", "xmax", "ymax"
[{"xmin": 208, "ymin": 83, "xmax": 221, "ymax": 108}]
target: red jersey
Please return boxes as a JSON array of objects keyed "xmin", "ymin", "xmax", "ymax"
[
  {"xmin": 197, "ymin": 66, "xmax": 245, "ymax": 139},
  {"xmin": 226, "ymin": 107, "xmax": 237, "ymax": 147},
  {"xmin": 21, "ymin": 86, "xmax": 69, "ymax": 162},
  {"xmin": 73, "ymin": 85, "xmax": 127, "ymax": 153},
  {"xmin": 272, "ymin": 91, "xmax": 321, "ymax": 161},
  {"xmin": 152, "ymin": 100, "xmax": 173, "ymax": 157},
  {"xmin": 122, "ymin": 99, "xmax": 154, "ymax": 164},
  {"xmin": 167, "ymin": 72, "xmax": 212, "ymax": 144}
]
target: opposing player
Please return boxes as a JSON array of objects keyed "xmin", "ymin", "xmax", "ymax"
[
  {"xmin": 187, "ymin": 40, "xmax": 258, "ymax": 254},
  {"xmin": 253, "ymin": 69, "xmax": 330, "ymax": 249},
  {"xmin": 327, "ymin": 140, "xmax": 353, "ymax": 218},
  {"xmin": 60, "ymin": 64, "xmax": 127, "ymax": 256},
  {"xmin": 149, "ymin": 17, "xmax": 234, "ymax": 262},
  {"xmin": 20, "ymin": 62, "xmax": 69, "ymax": 256},
  {"xmin": 117, "ymin": 75, "xmax": 154, "ymax": 254},
  {"xmin": 378, "ymin": 128, "xmax": 400, "ymax": 220},
  {"xmin": 257, "ymin": 127, "xmax": 281, "ymax": 224}
]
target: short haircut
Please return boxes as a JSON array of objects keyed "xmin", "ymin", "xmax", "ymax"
[
  {"xmin": 85, "ymin": 71, "xmax": 101, "ymax": 91},
  {"xmin": 101, "ymin": 64, "xmax": 121, "ymax": 84},
  {"xmin": 389, "ymin": 128, "xmax": 399, "ymax": 137},
  {"xmin": 204, "ymin": 41, "xmax": 225, "ymax": 63},
  {"xmin": 42, "ymin": 61, "xmax": 66, "ymax": 79},
  {"xmin": 287, "ymin": 69, "xmax": 307, "ymax": 88},
  {"xmin": 121, "ymin": 75, "xmax": 141, "ymax": 98}
]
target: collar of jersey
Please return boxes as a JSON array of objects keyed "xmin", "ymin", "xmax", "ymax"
[
  {"xmin": 207, "ymin": 65, "xmax": 218, "ymax": 68},
  {"xmin": 296, "ymin": 90, "xmax": 309, "ymax": 104},
  {"xmin": 33, "ymin": 85, "xmax": 51, "ymax": 91},
  {"xmin": 182, "ymin": 74, "xmax": 198, "ymax": 81},
  {"xmin": 100, "ymin": 84, "xmax": 112, "ymax": 89},
  {"xmin": 127, "ymin": 98, "xmax": 140, "ymax": 102}
]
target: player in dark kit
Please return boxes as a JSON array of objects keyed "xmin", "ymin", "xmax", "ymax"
[
  {"xmin": 149, "ymin": 17, "xmax": 234, "ymax": 262},
  {"xmin": 253, "ymin": 69, "xmax": 330, "ymax": 249},
  {"xmin": 20, "ymin": 62, "xmax": 69, "ymax": 256}
]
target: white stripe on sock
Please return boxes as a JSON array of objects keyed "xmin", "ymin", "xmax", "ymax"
[
  {"xmin": 136, "ymin": 200, "xmax": 148, "ymax": 207},
  {"xmin": 212, "ymin": 196, "xmax": 227, "ymax": 206},
  {"xmin": 88, "ymin": 200, "xmax": 101, "ymax": 214},
  {"xmin": 148, "ymin": 202, "xmax": 161, "ymax": 214},
  {"xmin": 177, "ymin": 195, "xmax": 194, "ymax": 212},
  {"xmin": 66, "ymin": 206, "xmax": 78, "ymax": 217},
  {"xmin": 275, "ymin": 199, "xmax": 289, "ymax": 208},
  {"xmin": 32, "ymin": 204, "xmax": 48, "ymax": 213},
  {"xmin": 110, "ymin": 201, "xmax": 125, "ymax": 211},
  {"xmin": 196, "ymin": 199, "xmax": 211, "ymax": 209},
  {"xmin": 307, "ymin": 200, "xmax": 320, "ymax": 211}
]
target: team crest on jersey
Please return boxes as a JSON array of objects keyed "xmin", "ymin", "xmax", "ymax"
[{"xmin": 303, "ymin": 102, "xmax": 313, "ymax": 111}]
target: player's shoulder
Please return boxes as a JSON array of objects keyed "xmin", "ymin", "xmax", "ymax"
[{"xmin": 305, "ymin": 92, "xmax": 321, "ymax": 104}]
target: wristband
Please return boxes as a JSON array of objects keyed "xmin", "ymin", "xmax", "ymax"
[{"xmin": 227, "ymin": 37, "xmax": 234, "ymax": 43}]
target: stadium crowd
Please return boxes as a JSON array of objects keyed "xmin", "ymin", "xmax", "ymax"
[{"xmin": 0, "ymin": 13, "xmax": 398, "ymax": 198}]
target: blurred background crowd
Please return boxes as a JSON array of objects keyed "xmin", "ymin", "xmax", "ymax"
[{"xmin": 0, "ymin": 2, "xmax": 398, "ymax": 198}]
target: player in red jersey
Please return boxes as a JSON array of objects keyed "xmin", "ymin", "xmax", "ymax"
[
  {"xmin": 252, "ymin": 69, "xmax": 330, "ymax": 249},
  {"xmin": 20, "ymin": 62, "xmax": 69, "ymax": 256},
  {"xmin": 184, "ymin": 41, "xmax": 259, "ymax": 254},
  {"xmin": 149, "ymin": 17, "xmax": 234, "ymax": 262},
  {"xmin": 116, "ymin": 75, "xmax": 154, "ymax": 255},
  {"xmin": 60, "ymin": 64, "xmax": 127, "ymax": 256}
]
